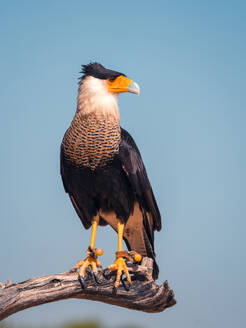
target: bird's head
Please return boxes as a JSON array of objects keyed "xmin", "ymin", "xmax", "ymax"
[
  {"xmin": 77, "ymin": 63, "xmax": 140, "ymax": 118},
  {"xmin": 80, "ymin": 62, "xmax": 140, "ymax": 95}
]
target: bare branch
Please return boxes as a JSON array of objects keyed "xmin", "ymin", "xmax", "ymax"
[{"xmin": 0, "ymin": 258, "xmax": 176, "ymax": 321}]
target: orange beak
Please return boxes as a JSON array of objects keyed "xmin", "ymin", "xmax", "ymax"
[{"xmin": 107, "ymin": 75, "xmax": 140, "ymax": 95}]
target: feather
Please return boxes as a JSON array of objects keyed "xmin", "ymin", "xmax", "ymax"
[{"xmin": 60, "ymin": 119, "xmax": 162, "ymax": 279}]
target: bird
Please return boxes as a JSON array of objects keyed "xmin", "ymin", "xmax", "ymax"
[{"xmin": 60, "ymin": 63, "xmax": 162, "ymax": 288}]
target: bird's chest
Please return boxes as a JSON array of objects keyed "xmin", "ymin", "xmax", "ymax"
[{"xmin": 62, "ymin": 114, "xmax": 121, "ymax": 170}]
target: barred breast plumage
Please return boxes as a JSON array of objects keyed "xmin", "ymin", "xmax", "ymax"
[{"xmin": 62, "ymin": 112, "xmax": 121, "ymax": 170}]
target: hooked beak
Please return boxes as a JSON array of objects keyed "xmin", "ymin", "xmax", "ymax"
[
  {"xmin": 107, "ymin": 75, "xmax": 140, "ymax": 95},
  {"xmin": 127, "ymin": 81, "xmax": 140, "ymax": 95}
]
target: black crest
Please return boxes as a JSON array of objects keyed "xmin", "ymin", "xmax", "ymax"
[{"xmin": 80, "ymin": 62, "xmax": 125, "ymax": 82}]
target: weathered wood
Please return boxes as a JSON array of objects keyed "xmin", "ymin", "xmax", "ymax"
[{"xmin": 0, "ymin": 258, "xmax": 176, "ymax": 321}]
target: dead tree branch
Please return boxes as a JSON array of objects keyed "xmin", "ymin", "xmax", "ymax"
[{"xmin": 0, "ymin": 258, "xmax": 176, "ymax": 321}]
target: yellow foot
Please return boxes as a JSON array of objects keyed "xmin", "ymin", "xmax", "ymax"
[
  {"xmin": 108, "ymin": 251, "xmax": 142, "ymax": 288},
  {"xmin": 72, "ymin": 246, "xmax": 103, "ymax": 288},
  {"xmin": 108, "ymin": 257, "xmax": 131, "ymax": 288}
]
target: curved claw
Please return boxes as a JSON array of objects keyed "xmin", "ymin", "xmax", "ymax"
[
  {"xmin": 78, "ymin": 274, "xmax": 86, "ymax": 289},
  {"xmin": 93, "ymin": 272, "xmax": 102, "ymax": 284},
  {"xmin": 108, "ymin": 257, "xmax": 132, "ymax": 288},
  {"xmin": 121, "ymin": 276, "xmax": 130, "ymax": 291},
  {"xmin": 74, "ymin": 246, "xmax": 104, "ymax": 289}
]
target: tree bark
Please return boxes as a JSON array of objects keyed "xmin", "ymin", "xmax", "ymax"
[{"xmin": 0, "ymin": 258, "xmax": 176, "ymax": 321}]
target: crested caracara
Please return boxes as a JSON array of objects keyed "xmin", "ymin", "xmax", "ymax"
[{"xmin": 60, "ymin": 63, "xmax": 162, "ymax": 288}]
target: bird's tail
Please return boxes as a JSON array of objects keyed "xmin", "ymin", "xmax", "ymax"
[
  {"xmin": 123, "ymin": 203, "xmax": 159, "ymax": 280},
  {"xmin": 124, "ymin": 233, "xmax": 159, "ymax": 280}
]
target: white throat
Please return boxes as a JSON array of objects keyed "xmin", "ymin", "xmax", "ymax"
[{"xmin": 77, "ymin": 76, "xmax": 120, "ymax": 120}]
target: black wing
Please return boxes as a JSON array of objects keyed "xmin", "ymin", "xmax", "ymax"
[
  {"xmin": 119, "ymin": 128, "xmax": 162, "ymax": 232},
  {"xmin": 118, "ymin": 128, "xmax": 162, "ymax": 279},
  {"xmin": 60, "ymin": 144, "xmax": 94, "ymax": 230}
]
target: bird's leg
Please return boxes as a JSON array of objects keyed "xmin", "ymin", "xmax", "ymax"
[
  {"xmin": 108, "ymin": 219, "xmax": 142, "ymax": 288},
  {"xmin": 72, "ymin": 215, "xmax": 103, "ymax": 287}
]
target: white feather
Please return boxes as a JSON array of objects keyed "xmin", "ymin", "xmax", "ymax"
[{"xmin": 77, "ymin": 76, "xmax": 120, "ymax": 120}]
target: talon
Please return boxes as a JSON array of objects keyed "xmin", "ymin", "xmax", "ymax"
[
  {"xmin": 93, "ymin": 272, "xmax": 102, "ymax": 284},
  {"xmin": 78, "ymin": 275, "xmax": 86, "ymax": 289},
  {"xmin": 73, "ymin": 245, "xmax": 104, "ymax": 289},
  {"xmin": 108, "ymin": 256, "xmax": 131, "ymax": 288},
  {"xmin": 121, "ymin": 276, "xmax": 130, "ymax": 291}
]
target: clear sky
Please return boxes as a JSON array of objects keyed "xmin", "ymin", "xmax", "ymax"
[{"xmin": 0, "ymin": 1, "xmax": 245, "ymax": 327}]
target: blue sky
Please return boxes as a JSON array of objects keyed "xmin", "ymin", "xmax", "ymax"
[{"xmin": 0, "ymin": 1, "xmax": 245, "ymax": 327}]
